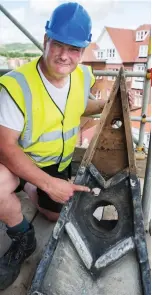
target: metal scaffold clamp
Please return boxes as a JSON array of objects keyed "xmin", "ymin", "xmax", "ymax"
[
  {"xmin": 141, "ymin": 114, "xmax": 147, "ymax": 123},
  {"xmin": 146, "ymin": 69, "xmax": 152, "ymax": 81}
]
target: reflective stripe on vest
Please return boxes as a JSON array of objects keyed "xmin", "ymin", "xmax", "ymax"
[
  {"xmin": 37, "ymin": 126, "xmax": 79, "ymax": 143},
  {"xmin": 27, "ymin": 151, "xmax": 73, "ymax": 164},
  {"xmin": 27, "ymin": 153, "xmax": 61, "ymax": 163},
  {"xmin": 63, "ymin": 126, "xmax": 79, "ymax": 141},
  {"xmin": 79, "ymin": 64, "xmax": 91, "ymax": 108},
  {"xmin": 38, "ymin": 130, "xmax": 61, "ymax": 142},
  {"xmin": 7, "ymin": 71, "xmax": 32, "ymax": 148}
]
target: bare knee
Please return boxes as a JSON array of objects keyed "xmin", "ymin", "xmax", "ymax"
[
  {"xmin": 0, "ymin": 163, "xmax": 19, "ymax": 196},
  {"xmin": 0, "ymin": 164, "xmax": 23, "ymax": 225}
]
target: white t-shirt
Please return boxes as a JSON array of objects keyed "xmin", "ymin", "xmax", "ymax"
[{"xmin": 0, "ymin": 64, "xmax": 70, "ymax": 132}]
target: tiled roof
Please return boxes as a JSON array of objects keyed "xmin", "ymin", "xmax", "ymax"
[
  {"xmin": 106, "ymin": 24, "xmax": 150, "ymax": 63},
  {"xmin": 106, "ymin": 27, "xmax": 135, "ymax": 62},
  {"xmin": 133, "ymin": 25, "xmax": 151, "ymax": 63},
  {"xmin": 81, "ymin": 42, "xmax": 99, "ymax": 62},
  {"xmin": 82, "ymin": 24, "xmax": 151, "ymax": 63}
]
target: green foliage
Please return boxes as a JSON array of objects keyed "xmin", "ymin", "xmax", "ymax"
[
  {"xmin": 0, "ymin": 51, "xmax": 40, "ymax": 58},
  {"xmin": 0, "ymin": 51, "xmax": 8, "ymax": 57},
  {"xmin": 0, "ymin": 43, "xmax": 42, "ymax": 58},
  {"xmin": 24, "ymin": 53, "xmax": 40, "ymax": 57},
  {"xmin": 0, "ymin": 42, "xmax": 41, "ymax": 51}
]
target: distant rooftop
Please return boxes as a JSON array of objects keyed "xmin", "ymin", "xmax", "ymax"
[{"xmin": 82, "ymin": 24, "xmax": 151, "ymax": 63}]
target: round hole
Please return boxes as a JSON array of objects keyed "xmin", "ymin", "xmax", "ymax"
[
  {"xmin": 111, "ymin": 118, "xmax": 122, "ymax": 129},
  {"xmin": 92, "ymin": 201, "xmax": 118, "ymax": 231}
]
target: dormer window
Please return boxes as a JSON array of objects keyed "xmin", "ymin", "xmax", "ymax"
[
  {"xmin": 141, "ymin": 31, "xmax": 144, "ymax": 40},
  {"xmin": 136, "ymin": 30, "xmax": 149, "ymax": 41},
  {"xmin": 139, "ymin": 45, "xmax": 148, "ymax": 57}
]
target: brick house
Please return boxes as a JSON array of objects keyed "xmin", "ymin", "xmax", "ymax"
[{"xmin": 79, "ymin": 24, "xmax": 151, "ymax": 147}]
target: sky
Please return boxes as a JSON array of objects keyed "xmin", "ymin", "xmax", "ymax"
[{"xmin": 0, "ymin": 0, "xmax": 151, "ymax": 45}]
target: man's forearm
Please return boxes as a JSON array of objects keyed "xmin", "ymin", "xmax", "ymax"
[
  {"xmin": 0, "ymin": 144, "xmax": 53, "ymax": 192},
  {"xmin": 83, "ymin": 99, "xmax": 106, "ymax": 116}
]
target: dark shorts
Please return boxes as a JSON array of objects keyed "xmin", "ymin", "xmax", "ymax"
[{"xmin": 15, "ymin": 164, "xmax": 71, "ymax": 213}]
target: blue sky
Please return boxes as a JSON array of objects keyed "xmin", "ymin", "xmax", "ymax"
[{"xmin": 0, "ymin": 0, "xmax": 151, "ymax": 44}]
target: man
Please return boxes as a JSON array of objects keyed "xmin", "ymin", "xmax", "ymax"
[{"xmin": 0, "ymin": 2, "xmax": 133, "ymax": 290}]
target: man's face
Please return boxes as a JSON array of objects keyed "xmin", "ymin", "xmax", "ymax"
[{"xmin": 43, "ymin": 37, "xmax": 84, "ymax": 78}]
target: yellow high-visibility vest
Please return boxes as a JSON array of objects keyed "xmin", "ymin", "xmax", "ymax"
[{"xmin": 0, "ymin": 57, "xmax": 95, "ymax": 171}]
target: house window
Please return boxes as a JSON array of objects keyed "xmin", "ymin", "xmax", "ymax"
[
  {"xmin": 136, "ymin": 31, "xmax": 140, "ymax": 41},
  {"xmin": 137, "ymin": 65, "xmax": 145, "ymax": 71},
  {"xmin": 96, "ymin": 76, "xmax": 102, "ymax": 80},
  {"xmin": 97, "ymin": 51, "xmax": 103, "ymax": 59},
  {"xmin": 134, "ymin": 96, "xmax": 142, "ymax": 107},
  {"xmin": 125, "ymin": 69, "xmax": 132, "ymax": 82},
  {"xmin": 135, "ymin": 64, "xmax": 145, "ymax": 81},
  {"xmin": 134, "ymin": 91, "xmax": 142, "ymax": 107},
  {"xmin": 141, "ymin": 31, "xmax": 144, "ymax": 40},
  {"xmin": 107, "ymin": 48, "xmax": 115, "ymax": 58},
  {"xmin": 139, "ymin": 45, "xmax": 148, "ymax": 57},
  {"xmin": 108, "ymin": 69, "xmax": 119, "ymax": 81},
  {"xmin": 136, "ymin": 30, "xmax": 148, "ymax": 41},
  {"xmin": 97, "ymin": 50, "xmax": 104, "ymax": 60},
  {"xmin": 95, "ymin": 90, "xmax": 101, "ymax": 99}
]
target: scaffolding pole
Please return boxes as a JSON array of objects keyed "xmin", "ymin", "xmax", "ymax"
[
  {"xmin": 142, "ymin": 135, "xmax": 151, "ymax": 231},
  {"xmin": 0, "ymin": 69, "xmax": 146, "ymax": 77},
  {"xmin": 91, "ymin": 114, "xmax": 151, "ymax": 122},
  {"xmin": 137, "ymin": 36, "xmax": 151, "ymax": 152},
  {"xmin": 0, "ymin": 4, "xmax": 43, "ymax": 52},
  {"xmin": 93, "ymin": 70, "xmax": 146, "ymax": 77},
  {"xmin": 131, "ymin": 116, "xmax": 151, "ymax": 122}
]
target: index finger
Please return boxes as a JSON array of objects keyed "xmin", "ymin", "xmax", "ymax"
[{"xmin": 72, "ymin": 184, "xmax": 90, "ymax": 192}]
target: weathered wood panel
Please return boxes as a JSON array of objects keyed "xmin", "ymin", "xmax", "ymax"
[{"xmin": 73, "ymin": 147, "xmax": 147, "ymax": 178}]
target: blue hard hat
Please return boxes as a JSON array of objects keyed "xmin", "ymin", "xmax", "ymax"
[{"xmin": 45, "ymin": 2, "xmax": 92, "ymax": 48}]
